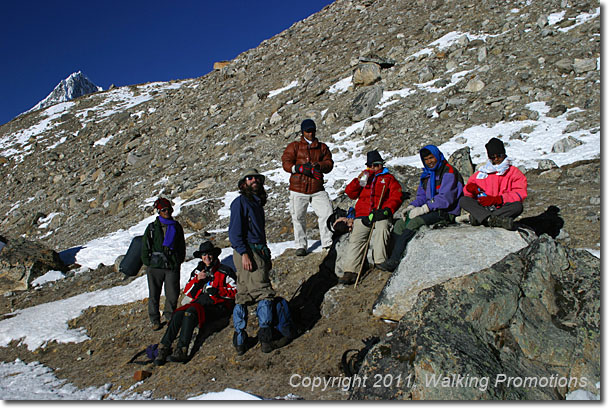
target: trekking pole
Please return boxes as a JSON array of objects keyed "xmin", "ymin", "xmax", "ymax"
[{"xmin": 354, "ymin": 184, "xmax": 386, "ymax": 288}]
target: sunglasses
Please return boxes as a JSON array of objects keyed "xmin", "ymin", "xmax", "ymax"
[
  {"xmin": 159, "ymin": 208, "xmax": 171, "ymax": 213},
  {"xmin": 246, "ymin": 175, "xmax": 260, "ymax": 181},
  {"xmin": 489, "ymin": 154, "xmax": 504, "ymax": 160}
]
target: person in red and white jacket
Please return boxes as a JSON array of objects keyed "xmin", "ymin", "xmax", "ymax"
[
  {"xmin": 459, "ymin": 137, "xmax": 527, "ymax": 231},
  {"xmin": 339, "ymin": 150, "xmax": 403, "ymax": 285},
  {"xmin": 154, "ymin": 241, "xmax": 236, "ymax": 365}
]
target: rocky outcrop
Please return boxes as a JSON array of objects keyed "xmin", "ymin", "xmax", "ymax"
[
  {"xmin": 352, "ymin": 236, "xmax": 600, "ymax": 400},
  {"xmin": 0, "ymin": 235, "xmax": 68, "ymax": 292},
  {"xmin": 372, "ymin": 225, "xmax": 529, "ymax": 321}
]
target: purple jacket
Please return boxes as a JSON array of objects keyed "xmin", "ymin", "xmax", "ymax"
[{"xmin": 410, "ymin": 161, "xmax": 463, "ymax": 216}]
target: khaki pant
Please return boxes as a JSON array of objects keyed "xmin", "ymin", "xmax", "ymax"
[
  {"xmin": 289, "ymin": 190, "xmax": 334, "ymax": 249},
  {"xmin": 233, "ymin": 249, "xmax": 275, "ymax": 305},
  {"xmin": 341, "ymin": 218, "xmax": 391, "ymax": 273}
]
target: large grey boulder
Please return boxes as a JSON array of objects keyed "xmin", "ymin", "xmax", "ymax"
[
  {"xmin": 0, "ymin": 235, "xmax": 68, "ymax": 292},
  {"xmin": 372, "ymin": 225, "xmax": 528, "ymax": 321},
  {"xmin": 350, "ymin": 85, "xmax": 383, "ymax": 121},
  {"xmin": 352, "ymin": 236, "xmax": 600, "ymax": 400}
]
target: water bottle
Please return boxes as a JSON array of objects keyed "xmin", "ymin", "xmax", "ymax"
[{"xmin": 358, "ymin": 170, "xmax": 370, "ymax": 187}]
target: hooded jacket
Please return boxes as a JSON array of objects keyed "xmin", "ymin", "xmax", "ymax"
[
  {"xmin": 345, "ymin": 167, "xmax": 403, "ymax": 218},
  {"xmin": 281, "ymin": 135, "xmax": 333, "ymax": 194},
  {"xmin": 410, "ymin": 145, "xmax": 463, "ymax": 216}
]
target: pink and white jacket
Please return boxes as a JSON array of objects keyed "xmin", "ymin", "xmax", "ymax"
[{"xmin": 463, "ymin": 163, "xmax": 527, "ymax": 204}]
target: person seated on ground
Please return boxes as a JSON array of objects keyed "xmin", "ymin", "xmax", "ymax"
[
  {"xmin": 323, "ymin": 208, "xmax": 355, "ymax": 283},
  {"xmin": 339, "ymin": 150, "xmax": 403, "ymax": 285},
  {"xmin": 378, "ymin": 145, "xmax": 463, "ymax": 272},
  {"xmin": 458, "ymin": 137, "xmax": 527, "ymax": 231},
  {"xmin": 154, "ymin": 241, "xmax": 236, "ymax": 365}
]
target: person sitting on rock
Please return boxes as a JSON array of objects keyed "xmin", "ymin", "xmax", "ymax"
[
  {"xmin": 154, "ymin": 241, "xmax": 236, "ymax": 365},
  {"xmin": 378, "ymin": 145, "xmax": 463, "ymax": 272},
  {"xmin": 339, "ymin": 150, "xmax": 403, "ymax": 285},
  {"xmin": 458, "ymin": 137, "xmax": 527, "ymax": 230}
]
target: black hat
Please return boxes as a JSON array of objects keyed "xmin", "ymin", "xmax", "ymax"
[
  {"xmin": 301, "ymin": 119, "xmax": 316, "ymax": 132},
  {"xmin": 485, "ymin": 137, "xmax": 506, "ymax": 157},
  {"xmin": 366, "ymin": 150, "xmax": 384, "ymax": 166},
  {"xmin": 193, "ymin": 241, "xmax": 221, "ymax": 258}
]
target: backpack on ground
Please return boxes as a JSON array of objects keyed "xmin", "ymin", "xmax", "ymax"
[{"xmin": 120, "ymin": 235, "xmax": 144, "ymax": 277}]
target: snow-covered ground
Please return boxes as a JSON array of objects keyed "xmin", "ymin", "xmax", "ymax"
[{"xmin": 0, "ymin": 8, "xmax": 601, "ymax": 400}]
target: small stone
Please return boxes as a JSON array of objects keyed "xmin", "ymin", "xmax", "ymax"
[
  {"xmin": 464, "ymin": 78, "xmax": 485, "ymax": 92},
  {"xmin": 134, "ymin": 370, "xmax": 152, "ymax": 381}
]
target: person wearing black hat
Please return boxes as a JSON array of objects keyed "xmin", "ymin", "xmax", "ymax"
[
  {"xmin": 141, "ymin": 198, "xmax": 186, "ymax": 330},
  {"xmin": 339, "ymin": 150, "xmax": 403, "ymax": 285},
  {"xmin": 281, "ymin": 119, "xmax": 335, "ymax": 256},
  {"xmin": 229, "ymin": 168, "xmax": 294, "ymax": 354},
  {"xmin": 154, "ymin": 241, "xmax": 236, "ymax": 365},
  {"xmin": 458, "ymin": 137, "xmax": 528, "ymax": 230}
]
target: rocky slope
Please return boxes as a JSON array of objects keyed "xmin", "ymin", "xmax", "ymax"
[
  {"xmin": 0, "ymin": 0, "xmax": 600, "ymax": 252},
  {"xmin": 0, "ymin": 0, "xmax": 600, "ymax": 401}
]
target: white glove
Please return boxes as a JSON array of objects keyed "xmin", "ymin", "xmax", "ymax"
[
  {"xmin": 409, "ymin": 204, "xmax": 430, "ymax": 219},
  {"xmin": 398, "ymin": 205, "xmax": 415, "ymax": 220}
]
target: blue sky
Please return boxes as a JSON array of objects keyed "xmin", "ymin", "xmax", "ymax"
[{"xmin": 0, "ymin": 0, "xmax": 335, "ymax": 125}]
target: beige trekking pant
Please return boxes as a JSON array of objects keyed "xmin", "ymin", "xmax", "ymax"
[
  {"xmin": 289, "ymin": 190, "xmax": 334, "ymax": 249},
  {"xmin": 341, "ymin": 218, "xmax": 391, "ymax": 273}
]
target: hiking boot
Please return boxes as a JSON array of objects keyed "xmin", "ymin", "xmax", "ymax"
[
  {"xmin": 272, "ymin": 336, "xmax": 292, "ymax": 350},
  {"xmin": 261, "ymin": 342, "xmax": 273, "ymax": 353},
  {"xmin": 233, "ymin": 331, "xmax": 250, "ymax": 356},
  {"xmin": 258, "ymin": 327, "xmax": 274, "ymax": 353},
  {"xmin": 151, "ymin": 321, "xmax": 162, "ymax": 331},
  {"xmin": 469, "ymin": 214, "xmax": 481, "ymax": 226},
  {"xmin": 295, "ymin": 248, "xmax": 307, "ymax": 257},
  {"xmin": 235, "ymin": 344, "xmax": 247, "ymax": 356},
  {"xmin": 169, "ymin": 346, "xmax": 189, "ymax": 363},
  {"xmin": 488, "ymin": 215, "xmax": 515, "ymax": 230},
  {"xmin": 154, "ymin": 344, "xmax": 171, "ymax": 366},
  {"xmin": 338, "ymin": 271, "xmax": 356, "ymax": 285},
  {"xmin": 377, "ymin": 259, "xmax": 399, "ymax": 272}
]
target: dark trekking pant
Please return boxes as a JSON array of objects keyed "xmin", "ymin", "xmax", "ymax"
[
  {"xmin": 459, "ymin": 196, "xmax": 523, "ymax": 224},
  {"xmin": 146, "ymin": 266, "xmax": 180, "ymax": 324},
  {"xmin": 161, "ymin": 307, "xmax": 198, "ymax": 349},
  {"xmin": 161, "ymin": 304, "xmax": 228, "ymax": 349}
]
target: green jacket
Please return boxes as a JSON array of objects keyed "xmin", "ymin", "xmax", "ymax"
[{"xmin": 141, "ymin": 217, "xmax": 186, "ymax": 272}]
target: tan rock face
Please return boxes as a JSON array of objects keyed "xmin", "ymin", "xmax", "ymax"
[{"xmin": 0, "ymin": 236, "xmax": 68, "ymax": 292}]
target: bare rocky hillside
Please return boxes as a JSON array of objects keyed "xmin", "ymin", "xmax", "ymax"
[{"xmin": 0, "ymin": 0, "xmax": 600, "ymax": 400}]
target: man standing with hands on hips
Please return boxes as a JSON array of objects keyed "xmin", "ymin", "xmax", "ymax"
[
  {"xmin": 281, "ymin": 119, "xmax": 334, "ymax": 256},
  {"xmin": 229, "ymin": 169, "xmax": 293, "ymax": 355}
]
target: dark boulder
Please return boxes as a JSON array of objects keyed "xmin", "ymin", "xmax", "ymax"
[{"xmin": 352, "ymin": 236, "xmax": 600, "ymax": 400}]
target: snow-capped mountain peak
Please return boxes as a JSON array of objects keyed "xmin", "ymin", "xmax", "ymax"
[{"xmin": 26, "ymin": 71, "xmax": 103, "ymax": 114}]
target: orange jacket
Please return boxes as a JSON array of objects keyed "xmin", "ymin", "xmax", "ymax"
[{"xmin": 281, "ymin": 136, "xmax": 333, "ymax": 194}]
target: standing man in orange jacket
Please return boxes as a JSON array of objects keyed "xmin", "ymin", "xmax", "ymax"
[
  {"xmin": 281, "ymin": 119, "xmax": 334, "ymax": 256},
  {"xmin": 339, "ymin": 150, "xmax": 403, "ymax": 285}
]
